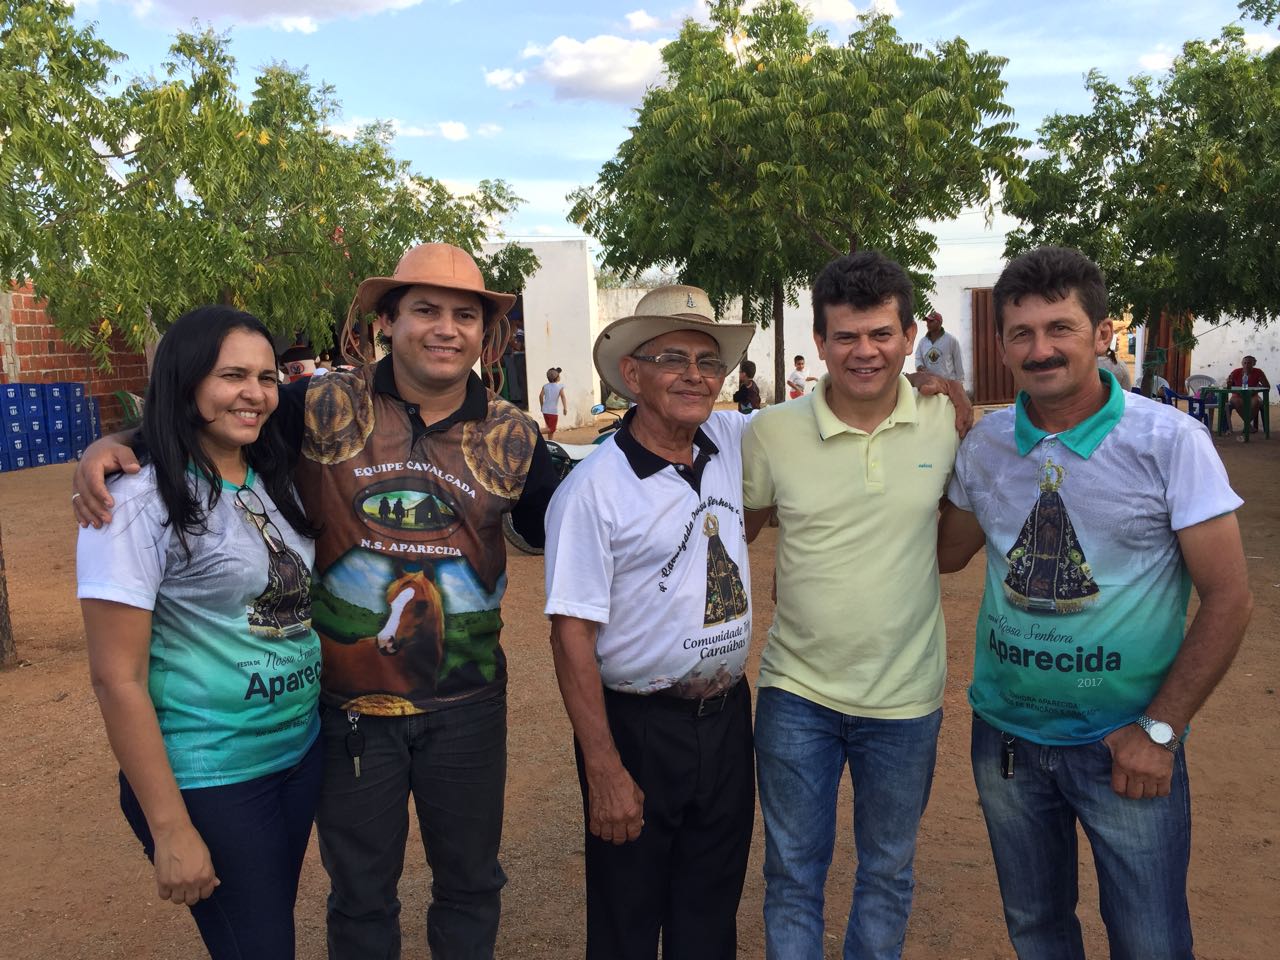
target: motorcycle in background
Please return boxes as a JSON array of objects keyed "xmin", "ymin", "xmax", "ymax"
[{"xmin": 504, "ymin": 404, "xmax": 624, "ymax": 554}]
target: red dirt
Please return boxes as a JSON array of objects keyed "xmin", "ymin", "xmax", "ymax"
[{"xmin": 1, "ymin": 430, "xmax": 1276, "ymax": 958}]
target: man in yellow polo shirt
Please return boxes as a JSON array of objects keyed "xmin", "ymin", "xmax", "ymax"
[{"xmin": 742, "ymin": 251, "xmax": 959, "ymax": 960}]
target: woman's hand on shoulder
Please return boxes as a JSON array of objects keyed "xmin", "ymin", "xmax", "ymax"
[{"xmin": 152, "ymin": 821, "xmax": 220, "ymax": 906}]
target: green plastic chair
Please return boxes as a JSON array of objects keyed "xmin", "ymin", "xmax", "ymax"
[{"xmin": 114, "ymin": 390, "xmax": 143, "ymax": 428}]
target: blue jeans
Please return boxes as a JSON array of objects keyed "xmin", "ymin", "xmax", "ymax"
[
  {"xmin": 755, "ymin": 686, "xmax": 942, "ymax": 960},
  {"xmin": 971, "ymin": 713, "xmax": 1193, "ymax": 960},
  {"xmin": 120, "ymin": 732, "xmax": 323, "ymax": 960},
  {"xmin": 315, "ymin": 696, "xmax": 507, "ymax": 960}
]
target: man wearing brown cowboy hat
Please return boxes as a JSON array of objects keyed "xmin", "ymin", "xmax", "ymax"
[
  {"xmin": 542, "ymin": 284, "xmax": 757, "ymax": 959},
  {"xmin": 72, "ymin": 243, "xmax": 560, "ymax": 959}
]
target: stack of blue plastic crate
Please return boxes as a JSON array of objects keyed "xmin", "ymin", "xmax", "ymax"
[{"xmin": 0, "ymin": 382, "xmax": 101, "ymax": 472}]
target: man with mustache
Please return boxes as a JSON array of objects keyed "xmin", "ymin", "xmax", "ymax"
[{"xmin": 938, "ymin": 246, "xmax": 1251, "ymax": 959}]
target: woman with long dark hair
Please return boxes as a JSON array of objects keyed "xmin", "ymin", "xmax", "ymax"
[{"xmin": 77, "ymin": 306, "xmax": 321, "ymax": 959}]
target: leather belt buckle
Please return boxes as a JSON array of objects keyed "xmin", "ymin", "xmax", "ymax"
[{"xmin": 694, "ymin": 691, "xmax": 729, "ymax": 718}]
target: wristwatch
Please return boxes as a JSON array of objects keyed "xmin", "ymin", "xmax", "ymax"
[{"xmin": 1135, "ymin": 714, "xmax": 1181, "ymax": 753}]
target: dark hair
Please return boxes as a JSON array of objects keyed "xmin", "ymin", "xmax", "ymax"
[
  {"xmin": 131, "ymin": 306, "xmax": 317, "ymax": 557},
  {"xmin": 740, "ymin": 359, "xmax": 756, "ymax": 378},
  {"xmin": 793, "ymin": 355, "xmax": 805, "ymax": 364},
  {"xmin": 375, "ymin": 284, "xmax": 498, "ymax": 336},
  {"xmin": 811, "ymin": 251, "xmax": 915, "ymax": 337},
  {"xmin": 993, "ymin": 246, "xmax": 1107, "ymax": 335}
]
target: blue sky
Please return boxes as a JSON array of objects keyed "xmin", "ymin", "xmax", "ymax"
[{"xmin": 71, "ymin": 1, "xmax": 1275, "ymax": 273}]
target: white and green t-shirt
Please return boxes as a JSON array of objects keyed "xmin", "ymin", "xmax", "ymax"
[
  {"xmin": 77, "ymin": 465, "xmax": 320, "ymax": 788},
  {"xmin": 948, "ymin": 372, "xmax": 1241, "ymax": 745}
]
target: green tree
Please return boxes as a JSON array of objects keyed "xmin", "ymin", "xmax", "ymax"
[
  {"xmin": 1004, "ymin": 25, "xmax": 1280, "ymax": 340},
  {"xmin": 1239, "ymin": 0, "xmax": 1279, "ymax": 25},
  {"xmin": 570, "ymin": 0, "xmax": 1027, "ymax": 400},
  {"xmin": 1, "ymin": 2, "xmax": 534, "ymax": 366}
]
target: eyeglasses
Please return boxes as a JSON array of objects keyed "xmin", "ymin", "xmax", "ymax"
[
  {"xmin": 236, "ymin": 485, "xmax": 285, "ymax": 555},
  {"xmin": 631, "ymin": 353, "xmax": 729, "ymax": 378}
]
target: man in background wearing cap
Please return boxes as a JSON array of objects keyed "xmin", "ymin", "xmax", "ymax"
[
  {"xmin": 914, "ymin": 309, "xmax": 965, "ymax": 385},
  {"xmin": 543, "ymin": 285, "xmax": 757, "ymax": 959},
  {"xmin": 72, "ymin": 243, "xmax": 559, "ymax": 959},
  {"xmin": 742, "ymin": 251, "xmax": 962, "ymax": 959}
]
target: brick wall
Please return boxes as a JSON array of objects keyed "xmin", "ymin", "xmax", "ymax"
[{"xmin": 2, "ymin": 284, "xmax": 151, "ymax": 431}]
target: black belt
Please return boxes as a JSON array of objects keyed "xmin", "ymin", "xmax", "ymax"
[{"xmin": 606, "ymin": 679, "xmax": 740, "ymax": 718}]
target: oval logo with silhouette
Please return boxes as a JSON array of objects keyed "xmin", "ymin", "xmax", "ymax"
[{"xmin": 355, "ymin": 479, "xmax": 461, "ymax": 542}]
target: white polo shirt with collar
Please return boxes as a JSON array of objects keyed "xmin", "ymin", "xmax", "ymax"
[{"xmin": 544, "ymin": 410, "xmax": 753, "ymax": 699}]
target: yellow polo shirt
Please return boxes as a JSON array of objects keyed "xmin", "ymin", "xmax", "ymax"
[{"xmin": 742, "ymin": 375, "xmax": 959, "ymax": 717}]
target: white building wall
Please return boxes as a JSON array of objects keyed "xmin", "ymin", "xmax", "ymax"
[
  {"xmin": 1189, "ymin": 316, "xmax": 1280, "ymax": 389},
  {"xmin": 912, "ymin": 273, "xmax": 1000, "ymax": 393},
  {"xmin": 485, "ymin": 239, "xmax": 598, "ymax": 429}
]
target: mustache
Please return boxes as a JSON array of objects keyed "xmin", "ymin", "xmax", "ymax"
[{"xmin": 1022, "ymin": 356, "xmax": 1069, "ymax": 372}]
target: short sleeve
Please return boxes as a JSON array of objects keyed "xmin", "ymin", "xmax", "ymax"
[
  {"xmin": 946, "ymin": 441, "xmax": 974, "ymax": 510},
  {"xmin": 741, "ymin": 417, "xmax": 776, "ymax": 511},
  {"xmin": 543, "ymin": 472, "xmax": 615, "ymax": 623},
  {"xmin": 76, "ymin": 475, "xmax": 170, "ymax": 611},
  {"xmin": 510, "ymin": 433, "xmax": 558, "ymax": 549},
  {"xmin": 1163, "ymin": 422, "xmax": 1242, "ymax": 531},
  {"xmin": 274, "ymin": 378, "xmax": 308, "ymax": 460}
]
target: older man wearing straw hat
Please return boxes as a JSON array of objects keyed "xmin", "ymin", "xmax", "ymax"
[
  {"xmin": 72, "ymin": 243, "xmax": 560, "ymax": 960},
  {"xmin": 543, "ymin": 284, "xmax": 757, "ymax": 960}
]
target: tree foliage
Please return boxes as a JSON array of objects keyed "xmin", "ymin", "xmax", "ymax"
[
  {"xmin": 1, "ymin": 2, "xmax": 534, "ymax": 366},
  {"xmin": 570, "ymin": 0, "xmax": 1027, "ymax": 398},
  {"xmin": 1004, "ymin": 26, "xmax": 1280, "ymax": 335},
  {"xmin": 1239, "ymin": 0, "xmax": 1279, "ymax": 26}
]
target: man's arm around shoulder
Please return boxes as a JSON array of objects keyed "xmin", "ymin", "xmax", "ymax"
[
  {"xmin": 1103, "ymin": 512, "xmax": 1252, "ymax": 799},
  {"xmin": 549, "ymin": 615, "xmax": 644, "ymax": 844}
]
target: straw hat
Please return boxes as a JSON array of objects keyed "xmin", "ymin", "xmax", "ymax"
[
  {"xmin": 352, "ymin": 243, "xmax": 516, "ymax": 319},
  {"xmin": 593, "ymin": 285, "xmax": 755, "ymax": 402}
]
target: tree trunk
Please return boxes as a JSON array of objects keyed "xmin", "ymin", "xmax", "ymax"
[
  {"xmin": 0, "ymin": 526, "xmax": 16, "ymax": 669},
  {"xmin": 772, "ymin": 279, "xmax": 786, "ymax": 405}
]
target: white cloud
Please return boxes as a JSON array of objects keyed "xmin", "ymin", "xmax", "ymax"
[
  {"xmin": 522, "ymin": 35, "xmax": 669, "ymax": 102},
  {"xmin": 1139, "ymin": 47, "xmax": 1174, "ymax": 71},
  {"xmin": 1243, "ymin": 32, "xmax": 1280, "ymax": 54},
  {"xmin": 484, "ymin": 68, "xmax": 527, "ymax": 91},
  {"xmin": 626, "ymin": 9, "xmax": 662, "ymax": 31},
  {"xmin": 476, "ymin": 123, "xmax": 503, "ymax": 138},
  {"xmin": 325, "ymin": 117, "xmax": 470, "ymax": 140},
  {"xmin": 277, "ymin": 16, "xmax": 318, "ymax": 33},
  {"xmin": 799, "ymin": 1, "xmax": 859, "ymax": 22},
  {"xmin": 438, "ymin": 121, "xmax": 469, "ymax": 141},
  {"xmin": 130, "ymin": 0, "xmax": 424, "ymax": 32},
  {"xmin": 868, "ymin": 0, "xmax": 901, "ymax": 16}
]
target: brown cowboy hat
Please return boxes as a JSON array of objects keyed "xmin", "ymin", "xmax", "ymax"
[
  {"xmin": 352, "ymin": 243, "xmax": 517, "ymax": 319},
  {"xmin": 593, "ymin": 285, "xmax": 754, "ymax": 402}
]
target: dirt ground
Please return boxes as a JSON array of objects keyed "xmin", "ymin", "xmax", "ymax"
[{"xmin": 1, "ymin": 422, "xmax": 1277, "ymax": 959}]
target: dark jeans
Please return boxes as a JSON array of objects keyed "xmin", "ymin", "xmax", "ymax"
[
  {"xmin": 575, "ymin": 680, "xmax": 755, "ymax": 960},
  {"xmin": 315, "ymin": 696, "xmax": 507, "ymax": 960},
  {"xmin": 119, "ymin": 732, "xmax": 324, "ymax": 960},
  {"xmin": 972, "ymin": 714, "xmax": 1194, "ymax": 960}
]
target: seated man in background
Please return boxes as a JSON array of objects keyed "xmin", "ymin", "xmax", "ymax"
[{"xmin": 1226, "ymin": 354, "xmax": 1270, "ymax": 434}]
